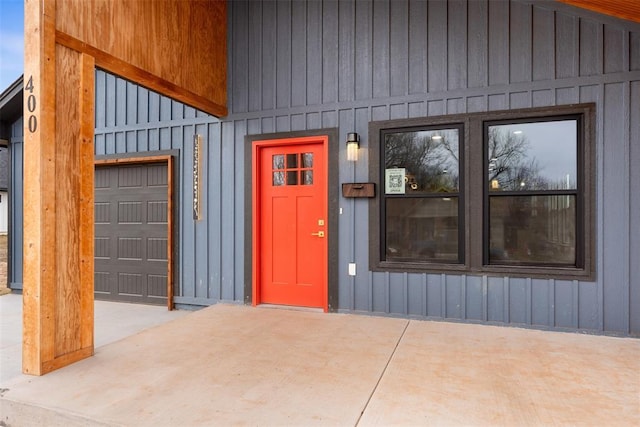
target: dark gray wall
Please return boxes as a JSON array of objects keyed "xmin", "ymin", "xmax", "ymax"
[
  {"xmin": 0, "ymin": 146, "xmax": 8, "ymax": 190},
  {"xmin": 10, "ymin": 0, "xmax": 640, "ymax": 335},
  {"xmin": 223, "ymin": 0, "xmax": 639, "ymax": 335},
  {"xmin": 9, "ymin": 117, "xmax": 22, "ymax": 289},
  {"xmin": 93, "ymin": 72, "xmax": 242, "ymax": 308}
]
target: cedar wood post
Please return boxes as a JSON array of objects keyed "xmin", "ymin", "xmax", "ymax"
[{"xmin": 23, "ymin": 0, "xmax": 95, "ymax": 375}]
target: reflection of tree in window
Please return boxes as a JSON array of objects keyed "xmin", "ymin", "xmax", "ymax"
[
  {"xmin": 384, "ymin": 129, "xmax": 459, "ymax": 193},
  {"xmin": 487, "ymin": 127, "xmax": 548, "ymax": 191},
  {"xmin": 383, "ymin": 127, "xmax": 462, "ymax": 264},
  {"xmin": 488, "ymin": 127, "xmax": 575, "ymax": 191},
  {"xmin": 487, "ymin": 124, "xmax": 578, "ymax": 266}
]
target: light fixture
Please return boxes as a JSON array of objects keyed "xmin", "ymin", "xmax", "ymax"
[{"xmin": 346, "ymin": 132, "xmax": 360, "ymax": 162}]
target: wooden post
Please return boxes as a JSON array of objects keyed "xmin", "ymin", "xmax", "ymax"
[
  {"xmin": 22, "ymin": 0, "xmax": 226, "ymax": 376},
  {"xmin": 23, "ymin": 0, "xmax": 95, "ymax": 375}
]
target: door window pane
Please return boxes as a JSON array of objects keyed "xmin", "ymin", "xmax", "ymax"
[
  {"xmin": 302, "ymin": 153, "xmax": 313, "ymax": 168},
  {"xmin": 272, "ymin": 171, "xmax": 284, "ymax": 186},
  {"xmin": 487, "ymin": 120, "xmax": 577, "ymax": 191},
  {"xmin": 489, "ymin": 195, "xmax": 576, "ymax": 265},
  {"xmin": 286, "ymin": 171, "xmax": 298, "ymax": 185},
  {"xmin": 385, "ymin": 198, "xmax": 459, "ymax": 263},
  {"xmin": 286, "ymin": 153, "xmax": 298, "ymax": 168},
  {"xmin": 302, "ymin": 170, "xmax": 313, "ymax": 185},
  {"xmin": 272, "ymin": 154, "xmax": 284, "ymax": 170}
]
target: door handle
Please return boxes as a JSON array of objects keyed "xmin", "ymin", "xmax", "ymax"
[{"xmin": 311, "ymin": 231, "xmax": 325, "ymax": 238}]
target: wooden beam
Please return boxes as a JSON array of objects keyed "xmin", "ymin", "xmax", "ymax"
[
  {"xmin": 23, "ymin": 0, "xmax": 95, "ymax": 375},
  {"xmin": 56, "ymin": 31, "xmax": 227, "ymax": 117},
  {"xmin": 55, "ymin": 0, "xmax": 227, "ymax": 117}
]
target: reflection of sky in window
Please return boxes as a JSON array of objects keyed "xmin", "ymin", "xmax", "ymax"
[{"xmin": 491, "ymin": 120, "xmax": 577, "ymax": 188}]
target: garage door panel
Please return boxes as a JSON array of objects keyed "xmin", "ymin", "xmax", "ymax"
[
  {"xmin": 95, "ymin": 203, "xmax": 110, "ymax": 223},
  {"xmin": 95, "ymin": 272, "xmax": 111, "ymax": 294},
  {"xmin": 147, "ymin": 238, "xmax": 167, "ymax": 261},
  {"xmin": 147, "ymin": 164, "xmax": 168, "ymax": 186},
  {"xmin": 95, "ymin": 168, "xmax": 110, "ymax": 188},
  {"xmin": 118, "ymin": 273, "xmax": 144, "ymax": 296},
  {"xmin": 118, "ymin": 202, "xmax": 143, "ymax": 224},
  {"xmin": 95, "ymin": 162, "xmax": 169, "ymax": 305},
  {"xmin": 148, "ymin": 201, "xmax": 168, "ymax": 223},
  {"xmin": 118, "ymin": 237, "xmax": 143, "ymax": 260},
  {"xmin": 148, "ymin": 275, "xmax": 168, "ymax": 297},
  {"xmin": 118, "ymin": 166, "xmax": 145, "ymax": 188},
  {"xmin": 95, "ymin": 237, "xmax": 110, "ymax": 259}
]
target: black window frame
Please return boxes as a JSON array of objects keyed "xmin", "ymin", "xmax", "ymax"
[
  {"xmin": 369, "ymin": 104, "xmax": 595, "ymax": 281},
  {"xmin": 379, "ymin": 123, "xmax": 466, "ymax": 267}
]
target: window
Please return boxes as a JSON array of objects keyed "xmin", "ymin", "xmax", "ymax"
[
  {"xmin": 485, "ymin": 119, "xmax": 578, "ymax": 267},
  {"xmin": 369, "ymin": 104, "xmax": 595, "ymax": 280},
  {"xmin": 272, "ymin": 152, "xmax": 314, "ymax": 186},
  {"xmin": 381, "ymin": 125, "xmax": 463, "ymax": 264}
]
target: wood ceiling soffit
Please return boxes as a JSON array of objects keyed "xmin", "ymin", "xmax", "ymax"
[
  {"xmin": 55, "ymin": 0, "xmax": 227, "ymax": 117},
  {"xmin": 557, "ymin": 0, "xmax": 640, "ymax": 23}
]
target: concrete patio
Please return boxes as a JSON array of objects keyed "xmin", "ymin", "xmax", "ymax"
[{"xmin": 0, "ymin": 292, "xmax": 638, "ymax": 426}]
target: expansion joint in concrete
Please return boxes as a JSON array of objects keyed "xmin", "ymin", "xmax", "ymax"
[{"xmin": 355, "ymin": 320, "xmax": 411, "ymax": 426}]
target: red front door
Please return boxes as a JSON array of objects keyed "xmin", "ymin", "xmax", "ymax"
[{"xmin": 253, "ymin": 137, "xmax": 328, "ymax": 310}]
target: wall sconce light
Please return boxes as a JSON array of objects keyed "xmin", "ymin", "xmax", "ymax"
[{"xmin": 346, "ymin": 132, "xmax": 360, "ymax": 162}]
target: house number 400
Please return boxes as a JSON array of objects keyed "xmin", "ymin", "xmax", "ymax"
[{"xmin": 25, "ymin": 75, "xmax": 38, "ymax": 133}]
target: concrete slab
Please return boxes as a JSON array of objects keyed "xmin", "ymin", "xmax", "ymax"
[
  {"xmin": 1, "ymin": 304, "xmax": 408, "ymax": 426},
  {"xmin": 359, "ymin": 320, "xmax": 640, "ymax": 426},
  {"xmin": 1, "ymin": 298, "xmax": 639, "ymax": 426},
  {"xmin": 0, "ymin": 293, "xmax": 189, "ymax": 384}
]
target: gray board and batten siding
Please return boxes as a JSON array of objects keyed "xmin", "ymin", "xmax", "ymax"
[
  {"xmin": 7, "ymin": 118, "xmax": 23, "ymax": 292},
  {"xmin": 7, "ymin": 0, "xmax": 640, "ymax": 336}
]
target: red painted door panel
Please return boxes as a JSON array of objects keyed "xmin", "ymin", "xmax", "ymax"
[{"xmin": 259, "ymin": 142, "xmax": 326, "ymax": 308}]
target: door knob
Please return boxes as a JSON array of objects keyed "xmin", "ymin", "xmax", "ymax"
[{"xmin": 311, "ymin": 231, "xmax": 325, "ymax": 238}]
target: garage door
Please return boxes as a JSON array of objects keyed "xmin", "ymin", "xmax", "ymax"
[{"xmin": 94, "ymin": 162, "xmax": 170, "ymax": 305}]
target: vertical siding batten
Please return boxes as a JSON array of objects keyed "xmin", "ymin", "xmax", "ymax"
[
  {"xmin": 408, "ymin": 0, "xmax": 428, "ymax": 94},
  {"xmin": 630, "ymin": 80, "xmax": 640, "ymax": 335},
  {"xmin": 390, "ymin": 0, "xmax": 409, "ymax": 97},
  {"xmin": 208, "ymin": 121, "xmax": 222, "ymax": 301},
  {"xmin": 428, "ymin": 0, "xmax": 447, "ymax": 93},
  {"xmin": 603, "ymin": 82, "xmax": 629, "ymax": 333},
  {"xmin": 220, "ymin": 121, "xmax": 236, "ymax": 301},
  {"xmin": 372, "ymin": 0, "xmax": 390, "ymax": 99},
  {"xmin": 532, "ymin": 5, "xmax": 555, "ymax": 82},
  {"xmin": 234, "ymin": 120, "xmax": 247, "ymax": 301},
  {"xmin": 354, "ymin": 107, "xmax": 371, "ymax": 311},
  {"xmin": 291, "ymin": 0, "xmax": 307, "ymax": 107},
  {"xmin": 447, "ymin": 0, "xmax": 467, "ymax": 91},
  {"xmin": 510, "ymin": 1, "xmax": 532, "ymax": 84}
]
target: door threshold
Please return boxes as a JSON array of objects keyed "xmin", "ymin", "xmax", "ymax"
[{"xmin": 257, "ymin": 304, "xmax": 324, "ymax": 313}]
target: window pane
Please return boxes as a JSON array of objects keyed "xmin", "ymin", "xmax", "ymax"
[
  {"xmin": 385, "ymin": 198, "xmax": 459, "ymax": 263},
  {"xmin": 302, "ymin": 153, "xmax": 313, "ymax": 168},
  {"xmin": 384, "ymin": 128, "xmax": 460, "ymax": 193},
  {"xmin": 272, "ymin": 154, "xmax": 284, "ymax": 170},
  {"xmin": 487, "ymin": 120, "xmax": 577, "ymax": 191},
  {"xmin": 286, "ymin": 153, "xmax": 298, "ymax": 168},
  {"xmin": 489, "ymin": 195, "xmax": 576, "ymax": 265},
  {"xmin": 272, "ymin": 171, "xmax": 284, "ymax": 186},
  {"xmin": 302, "ymin": 170, "xmax": 313, "ymax": 185},
  {"xmin": 286, "ymin": 171, "xmax": 298, "ymax": 185}
]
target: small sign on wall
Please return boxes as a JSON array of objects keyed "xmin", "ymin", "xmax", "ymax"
[
  {"xmin": 385, "ymin": 168, "xmax": 406, "ymax": 194},
  {"xmin": 193, "ymin": 134, "xmax": 202, "ymax": 220}
]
